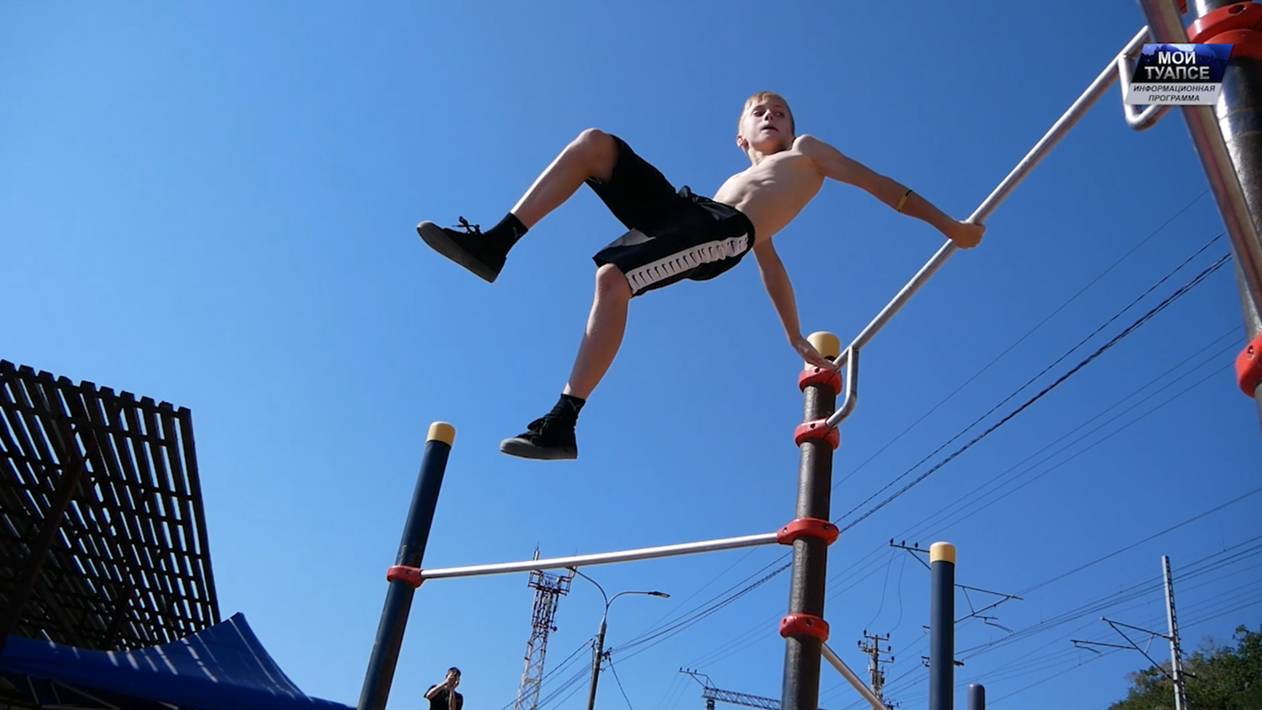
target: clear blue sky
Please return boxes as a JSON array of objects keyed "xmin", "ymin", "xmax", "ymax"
[{"xmin": 4, "ymin": 2, "xmax": 1260, "ymax": 708}]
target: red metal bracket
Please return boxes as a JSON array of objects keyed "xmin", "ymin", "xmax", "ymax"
[
  {"xmin": 779, "ymin": 613, "xmax": 830, "ymax": 642},
  {"xmin": 777, "ymin": 517, "xmax": 840, "ymax": 546},
  {"xmin": 798, "ymin": 365, "xmax": 842, "ymax": 393},
  {"xmin": 386, "ymin": 565, "xmax": 423, "ymax": 588},
  {"xmin": 1236, "ymin": 334, "xmax": 1262, "ymax": 397},
  {"xmin": 794, "ymin": 419, "xmax": 840, "ymax": 449},
  {"xmin": 1188, "ymin": 2, "xmax": 1262, "ymax": 60}
]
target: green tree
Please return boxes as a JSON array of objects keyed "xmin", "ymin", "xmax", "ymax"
[{"xmin": 1109, "ymin": 625, "xmax": 1262, "ymax": 709}]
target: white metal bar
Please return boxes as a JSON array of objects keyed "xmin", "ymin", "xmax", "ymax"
[
  {"xmin": 821, "ymin": 642, "xmax": 886, "ymax": 709},
  {"xmin": 824, "ymin": 26, "xmax": 1151, "ymax": 430},
  {"xmin": 417, "ymin": 532, "xmax": 780, "ymax": 580},
  {"xmin": 1117, "ymin": 46, "xmax": 1172, "ymax": 130}
]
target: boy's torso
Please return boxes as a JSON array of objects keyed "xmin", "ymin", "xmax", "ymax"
[{"xmin": 713, "ymin": 140, "xmax": 824, "ymax": 245}]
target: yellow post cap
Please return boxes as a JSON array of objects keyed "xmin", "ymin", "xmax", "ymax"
[
  {"xmin": 426, "ymin": 421, "xmax": 456, "ymax": 445},
  {"xmin": 807, "ymin": 331, "xmax": 842, "ymax": 360},
  {"xmin": 930, "ymin": 541, "xmax": 956, "ymax": 565}
]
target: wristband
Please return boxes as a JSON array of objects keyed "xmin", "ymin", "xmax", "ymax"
[{"xmin": 896, "ymin": 188, "xmax": 914, "ymax": 212}]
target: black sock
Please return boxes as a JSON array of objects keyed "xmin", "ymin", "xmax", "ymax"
[
  {"xmin": 485, "ymin": 213, "xmax": 528, "ymax": 253},
  {"xmin": 548, "ymin": 393, "xmax": 585, "ymax": 425}
]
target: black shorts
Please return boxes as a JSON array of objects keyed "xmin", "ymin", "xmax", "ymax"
[{"xmin": 587, "ymin": 135, "xmax": 756, "ymax": 297}]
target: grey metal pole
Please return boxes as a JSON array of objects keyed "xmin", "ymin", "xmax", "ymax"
[
  {"xmin": 1139, "ymin": 0, "xmax": 1262, "ymax": 428},
  {"xmin": 586, "ymin": 616, "xmax": 608, "ymax": 710},
  {"xmin": 968, "ymin": 683, "xmax": 986, "ymax": 710},
  {"xmin": 782, "ymin": 332, "xmax": 842, "ymax": 710},
  {"xmin": 1163, "ymin": 555, "xmax": 1188, "ymax": 710},
  {"xmin": 357, "ymin": 422, "xmax": 456, "ymax": 710},
  {"xmin": 929, "ymin": 542, "xmax": 956, "ymax": 710},
  {"xmin": 820, "ymin": 642, "xmax": 888, "ymax": 709},
  {"xmin": 416, "ymin": 531, "xmax": 778, "ymax": 580}
]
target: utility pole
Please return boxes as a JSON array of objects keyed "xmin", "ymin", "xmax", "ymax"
[
  {"xmin": 858, "ymin": 631, "xmax": 893, "ymax": 708},
  {"xmin": 1163, "ymin": 555, "xmax": 1189, "ymax": 710},
  {"xmin": 513, "ymin": 550, "xmax": 573, "ymax": 710},
  {"xmin": 1071, "ymin": 555, "xmax": 1190, "ymax": 706}
]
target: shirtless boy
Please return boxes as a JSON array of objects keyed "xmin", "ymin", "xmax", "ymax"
[{"xmin": 418, "ymin": 91, "xmax": 984, "ymax": 461}]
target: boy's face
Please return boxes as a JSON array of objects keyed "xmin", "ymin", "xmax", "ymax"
[
  {"xmin": 446, "ymin": 670, "xmax": 461, "ymax": 687},
  {"xmin": 738, "ymin": 99, "xmax": 793, "ymax": 154}
]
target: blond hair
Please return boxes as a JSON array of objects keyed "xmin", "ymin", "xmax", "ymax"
[{"xmin": 739, "ymin": 91, "xmax": 796, "ymax": 136}]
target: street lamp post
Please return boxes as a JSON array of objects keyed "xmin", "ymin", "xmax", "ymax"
[{"xmin": 570, "ymin": 568, "xmax": 669, "ymax": 710}]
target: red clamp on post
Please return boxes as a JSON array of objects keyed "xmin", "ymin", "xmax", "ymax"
[
  {"xmin": 779, "ymin": 613, "xmax": 830, "ymax": 642},
  {"xmin": 1188, "ymin": 2, "xmax": 1262, "ymax": 60},
  {"xmin": 794, "ymin": 419, "xmax": 840, "ymax": 449},
  {"xmin": 386, "ymin": 565, "xmax": 423, "ymax": 589},
  {"xmin": 777, "ymin": 517, "xmax": 840, "ymax": 546},
  {"xmin": 1236, "ymin": 334, "xmax": 1262, "ymax": 397},
  {"xmin": 798, "ymin": 365, "xmax": 842, "ymax": 393}
]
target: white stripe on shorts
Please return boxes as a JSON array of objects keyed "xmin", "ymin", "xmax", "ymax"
[{"xmin": 624, "ymin": 234, "xmax": 749, "ymax": 293}]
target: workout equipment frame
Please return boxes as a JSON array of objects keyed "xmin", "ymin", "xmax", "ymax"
[{"xmin": 358, "ymin": 8, "xmax": 1262, "ymax": 708}]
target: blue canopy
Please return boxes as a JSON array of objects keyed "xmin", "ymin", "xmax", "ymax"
[{"xmin": 0, "ymin": 613, "xmax": 353, "ymax": 709}]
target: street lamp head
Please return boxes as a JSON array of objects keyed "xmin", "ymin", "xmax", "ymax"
[{"xmin": 649, "ymin": 591, "xmax": 670, "ymax": 598}]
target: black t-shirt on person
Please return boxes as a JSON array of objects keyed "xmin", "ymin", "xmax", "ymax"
[{"xmin": 426, "ymin": 685, "xmax": 463, "ymax": 710}]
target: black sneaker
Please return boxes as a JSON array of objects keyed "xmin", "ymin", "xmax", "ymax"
[
  {"xmin": 416, "ymin": 217, "xmax": 506, "ymax": 283},
  {"xmin": 500, "ymin": 416, "xmax": 578, "ymax": 460}
]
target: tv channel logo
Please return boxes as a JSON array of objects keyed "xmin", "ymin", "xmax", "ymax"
[{"xmin": 1124, "ymin": 43, "xmax": 1232, "ymax": 106}]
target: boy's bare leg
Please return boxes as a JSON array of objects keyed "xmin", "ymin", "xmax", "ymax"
[
  {"xmin": 563, "ymin": 264, "xmax": 632, "ymax": 399},
  {"xmin": 418, "ymin": 128, "xmax": 618, "ymax": 284},
  {"xmin": 501, "ymin": 264, "xmax": 630, "ymax": 460},
  {"xmin": 511, "ymin": 128, "xmax": 617, "ymax": 228}
]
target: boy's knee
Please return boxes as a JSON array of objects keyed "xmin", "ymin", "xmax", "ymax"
[
  {"xmin": 574, "ymin": 128, "xmax": 610, "ymax": 148},
  {"xmin": 595, "ymin": 264, "xmax": 631, "ymax": 299},
  {"xmin": 571, "ymin": 129, "xmax": 616, "ymax": 171}
]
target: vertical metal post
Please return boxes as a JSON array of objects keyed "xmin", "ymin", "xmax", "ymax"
[
  {"xmin": 357, "ymin": 422, "xmax": 456, "ymax": 710},
  {"xmin": 929, "ymin": 542, "xmax": 956, "ymax": 710},
  {"xmin": 782, "ymin": 332, "xmax": 842, "ymax": 710},
  {"xmin": 1163, "ymin": 555, "xmax": 1188, "ymax": 710},
  {"xmin": 1139, "ymin": 0, "xmax": 1262, "ymax": 428},
  {"xmin": 968, "ymin": 683, "xmax": 986, "ymax": 710},
  {"xmin": 586, "ymin": 618, "xmax": 608, "ymax": 710}
]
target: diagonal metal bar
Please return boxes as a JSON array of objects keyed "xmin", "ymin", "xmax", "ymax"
[
  {"xmin": 826, "ymin": 25, "xmax": 1151, "ymax": 429},
  {"xmin": 1104, "ymin": 617, "xmax": 1175, "ymax": 681}
]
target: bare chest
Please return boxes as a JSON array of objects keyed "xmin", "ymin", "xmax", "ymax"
[{"xmin": 715, "ymin": 152, "xmax": 823, "ymax": 240}]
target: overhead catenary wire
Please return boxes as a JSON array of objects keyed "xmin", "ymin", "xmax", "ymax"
[
  {"xmin": 836, "ymin": 232, "xmax": 1228, "ymax": 529},
  {"xmin": 834, "ymin": 189, "xmax": 1210, "ymax": 492},
  {"xmin": 892, "ymin": 333, "xmax": 1242, "ymax": 547},
  {"xmin": 838, "ymin": 250, "xmax": 1233, "ymax": 533},
  {"xmin": 822, "ymin": 501, "xmax": 1262, "ymax": 705},
  {"xmin": 863, "ymin": 540, "xmax": 1262, "ymax": 707}
]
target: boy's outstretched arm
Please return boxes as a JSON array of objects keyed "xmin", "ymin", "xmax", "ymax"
[
  {"xmin": 753, "ymin": 241, "xmax": 836, "ymax": 369},
  {"xmin": 797, "ymin": 135, "xmax": 984, "ymax": 248}
]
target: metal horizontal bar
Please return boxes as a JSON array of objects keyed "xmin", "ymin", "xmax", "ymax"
[
  {"xmin": 821, "ymin": 642, "xmax": 886, "ymax": 709},
  {"xmin": 1115, "ymin": 40, "xmax": 1172, "ymax": 131},
  {"xmin": 824, "ymin": 25, "xmax": 1151, "ymax": 429},
  {"xmin": 418, "ymin": 532, "xmax": 780, "ymax": 580}
]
